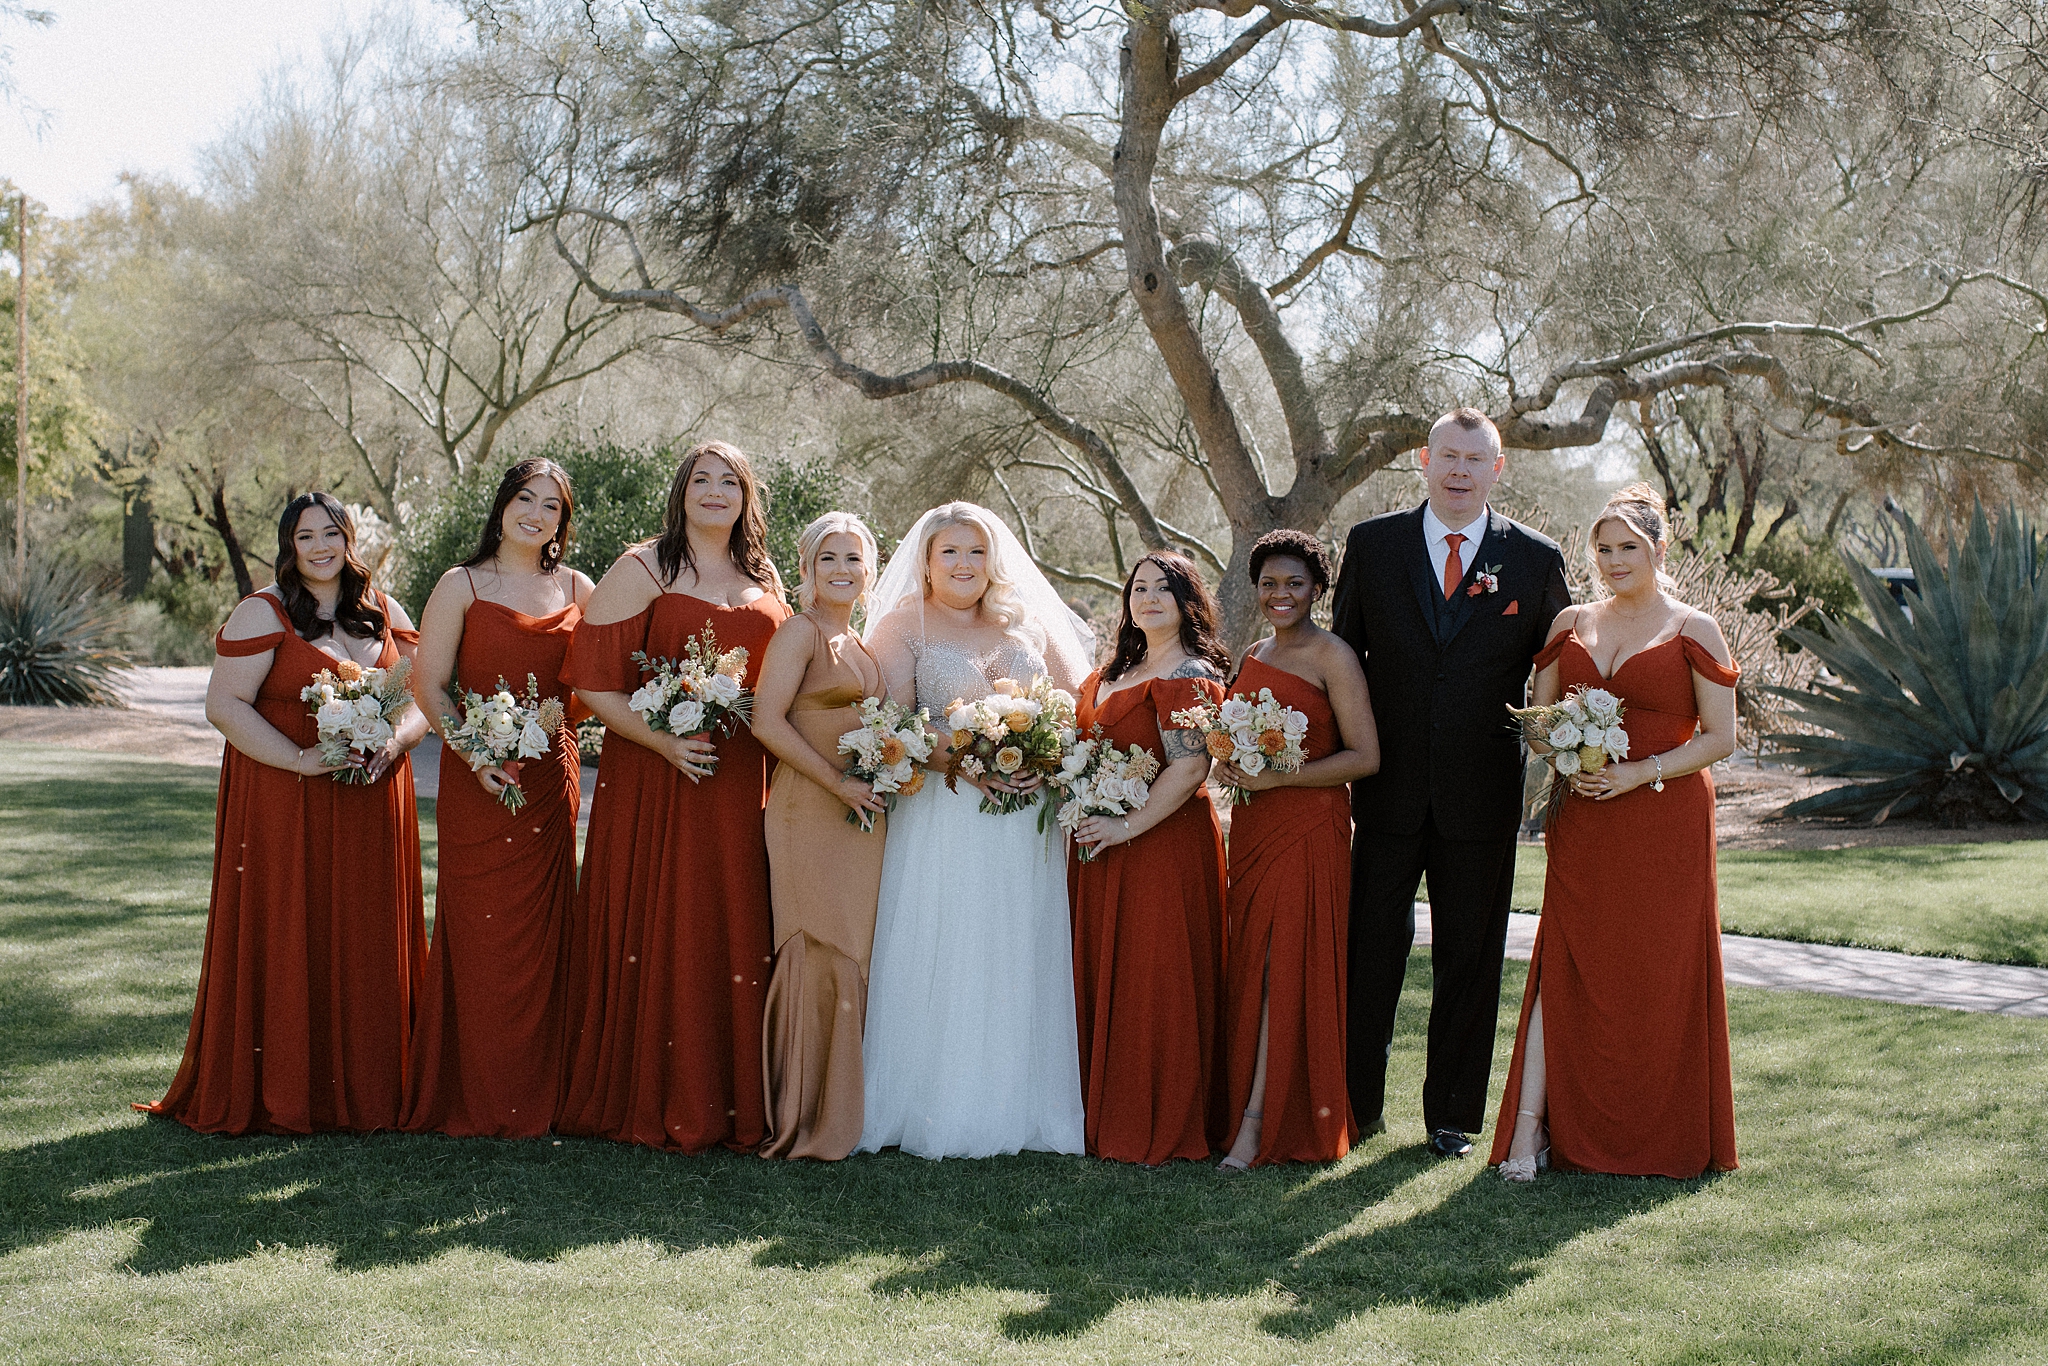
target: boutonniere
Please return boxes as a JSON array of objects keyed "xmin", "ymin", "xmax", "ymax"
[{"xmin": 1466, "ymin": 564, "xmax": 1502, "ymax": 597}]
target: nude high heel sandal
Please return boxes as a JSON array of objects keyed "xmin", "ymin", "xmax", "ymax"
[
  {"xmin": 1499, "ymin": 1110, "xmax": 1550, "ymax": 1183},
  {"xmin": 1218, "ymin": 1111, "xmax": 1263, "ymax": 1173}
]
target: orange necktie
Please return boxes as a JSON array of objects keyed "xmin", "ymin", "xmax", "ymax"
[{"xmin": 1443, "ymin": 532, "xmax": 1466, "ymax": 600}]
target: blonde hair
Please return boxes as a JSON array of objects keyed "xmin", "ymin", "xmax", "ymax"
[
  {"xmin": 908, "ymin": 501, "xmax": 1028, "ymax": 630},
  {"xmin": 1590, "ymin": 482, "xmax": 1676, "ymax": 591},
  {"xmin": 795, "ymin": 511, "xmax": 880, "ymax": 611}
]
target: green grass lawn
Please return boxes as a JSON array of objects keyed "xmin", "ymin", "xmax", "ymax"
[
  {"xmin": 4, "ymin": 741, "xmax": 2048, "ymax": 1363},
  {"xmin": 1507, "ymin": 841, "xmax": 2048, "ymax": 965}
]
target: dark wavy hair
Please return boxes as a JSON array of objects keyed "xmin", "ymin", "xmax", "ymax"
[
  {"xmin": 463, "ymin": 457, "xmax": 575, "ymax": 574},
  {"xmin": 1103, "ymin": 551, "xmax": 1231, "ymax": 683},
  {"xmin": 1247, "ymin": 529, "xmax": 1333, "ymax": 596},
  {"xmin": 274, "ymin": 492, "xmax": 385, "ymax": 642},
  {"xmin": 650, "ymin": 440, "xmax": 783, "ymax": 597}
]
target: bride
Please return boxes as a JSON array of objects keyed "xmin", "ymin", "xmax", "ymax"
[{"xmin": 857, "ymin": 502, "xmax": 1093, "ymax": 1158}]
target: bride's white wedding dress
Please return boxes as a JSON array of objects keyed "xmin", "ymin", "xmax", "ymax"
[{"xmin": 857, "ymin": 633, "xmax": 1086, "ymax": 1158}]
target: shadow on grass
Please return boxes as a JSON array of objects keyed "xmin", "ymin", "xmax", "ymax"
[{"xmin": 0, "ymin": 1109, "xmax": 1692, "ymax": 1342}]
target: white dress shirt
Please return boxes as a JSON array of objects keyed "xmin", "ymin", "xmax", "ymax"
[{"xmin": 1421, "ymin": 504, "xmax": 1491, "ymax": 598}]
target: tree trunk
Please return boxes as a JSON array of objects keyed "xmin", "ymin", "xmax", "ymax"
[
  {"xmin": 208, "ymin": 483, "xmax": 256, "ymax": 598},
  {"xmin": 122, "ymin": 482, "xmax": 153, "ymax": 599}
]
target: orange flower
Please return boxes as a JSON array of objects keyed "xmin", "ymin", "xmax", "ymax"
[
  {"xmin": 1204, "ymin": 731, "xmax": 1235, "ymax": 761},
  {"xmin": 902, "ymin": 767, "xmax": 926, "ymax": 796},
  {"xmin": 952, "ymin": 729, "xmax": 974, "ymax": 750},
  {"xmin": 1258, "ymin": 729, "xmax": 1286, "ymax": 756},
  {"xmin": 879, "ymin": 735, "xmax": 907, "ymax": 765},
  {"xmin": 335, "ymin": 659, "xmax": 365, "ymax": 683},
  {"xmin": 1005, "ymin": 713, "xmax": 1033, "ymax": 734}
]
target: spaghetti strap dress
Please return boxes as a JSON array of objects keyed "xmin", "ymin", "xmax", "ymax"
[
  {"xmin": 403, "ymin": 587, "xmax": 583, "ymax": 1138},
  {"xmin": 1070, "ymin": 669, "xmax": 1229, "ymax": 1164},
  {"xmin": 1219, "ymin": 655, "xmax": 1356, "ymax": 1165},
  {"xmin": 143, "ymin": 591, "xmax": 426, "ymax": 1135},
  {"xmin": 1488, "ymin": 631, "xmax": 1741, "ymax": 1178},
  {"xmin": 759, "ymin": 624, "xmax": 886, "ymax": 1160},
  {"xmin": 555, "ymin": 578, "xmax": 787, "ymax": 1153}
]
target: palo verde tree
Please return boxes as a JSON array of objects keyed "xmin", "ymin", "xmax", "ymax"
[{"xmin": 474, "ymin": 0, "xmax": 2048, "ymax": 643}]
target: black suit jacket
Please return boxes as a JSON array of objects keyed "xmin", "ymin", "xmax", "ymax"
[{"xmin": 1330, "ymin": 504, "xmax": 1571, "ymax": 843}]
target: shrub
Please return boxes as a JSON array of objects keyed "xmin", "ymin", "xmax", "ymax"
[
  {"xmin": 0, "ymin": 554, "xmax": 134, "ymax": 706},
  {"xmin": 1736, "ymin": 532, "xmax": 1862, "ymax": 625},
  {"xmin": 763, "ymin": 458, "xmax": 847, "ymax": 594},
  {"xmin": 1765, "ymin": 504, "xmax": 2048, "ymax": 825}
]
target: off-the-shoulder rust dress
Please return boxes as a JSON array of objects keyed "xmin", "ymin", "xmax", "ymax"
[
  {"xmin": 759, "ymin": 627, "xmax": 886, "ymax": 1160},
  {"xmin": 403, "ymin": 590, "xmax": 582, "ymax": 1138},
  {"xmin": 1488, "ymin": 630, "xmax": 1741, "ymax": 1178},
  {"xmin": 556, "ymin": 582, "xmax": 786, "ymax": 1153},
  {"xmin": 1220, "ymin": 655, "xmax": 1356, "ymax": 1165},
  {"xmin": 144, "ymin": 591, "xmax": 426, "ymax": 1135},
  {"xmin": 1070, "ymin": 669, "xmax": 1229, "ymax": 1164}
]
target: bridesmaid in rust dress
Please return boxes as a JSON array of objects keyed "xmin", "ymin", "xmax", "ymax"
[
  {"xmin": 557, "ymin": 440, "xmax": 789, "ymax": 1153},
  {"xmin": 1214, "ymin": 532, "xmax": 1382, "ymax": 1171},
  {"xmin": 753, "ymin": 512, "xmax": 891, "ymax": 1160},
  {"xmin": 1491, "ymin": 484, "xmax": 1740, "ymax": 1181},
  {"xmin": 1070, "ymin": 552, "xmax": 1230, "ymax": 1165},
  {"xmin": 404, "ymin": 458, "xmax": 593, "ymax": 1138},
  {"xmin": 144, "ymin": 492, "xmax": 429, "ymax": 1134}
]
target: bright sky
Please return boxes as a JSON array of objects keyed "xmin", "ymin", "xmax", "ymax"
[{"xmin": 0, "ymin": 0, "xmax": 463, "ymax": 217}]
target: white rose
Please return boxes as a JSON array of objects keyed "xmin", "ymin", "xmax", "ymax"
[
  {"xmin": 1582, "ymin": 687, "xmax": 1619, "ymax": 717},
  {"xmin": 667, "ymin": 699, "xmax": 707, "ymax": 734},
  {"xmin": 316, "ymin": 699, "xmax": 354, "ymax": 732},
  {"xmin": 352, "ymin": 694, "xmax": 383, "ymax": 719},
  {"xmin": 1282, "ymin": 711, "xmax": 1309, "ymax": 738},
  {"xmin": 1604, "ymin": 728, "xmax": 1630, "ymax": 760},
  {"xmin": 1219, "ymin": 697, "xmax": 1254, "ymax": 727},
  {"xmin": 1554, "ymin": 748, "xmax": 1582, "ymax": 776},
  {"xmin": 1238, "ymin": 750, "xmax": 1266, "ymax": 776},
  {"xmin": 1547, "ymin": 721, "xmax": 1583, "ymax": 750},
  {"xmin": 349, "ymin": 715, "xmax": 393, "ymax": 746},
  {"xmin": 1578, "ymin": 724, "xmax": 1605, "ymax": 751},
  {"xmin": 628, "ymin": 685, "xmax": 658, "ymax": 715},
  {"xmin": 1561, "ymin": 697, "xmax": 1587, "ymax": 722},
  {"xmin": 946, "ymin": 705, "xmax": 977, "ymax": 733},
  {"xmin": 706, "ymin": 672, "xmax": 743, "ymax": 705},
  {"xmin": 519, "ymin": 720, "xmax": 551, "ymax": 756}
]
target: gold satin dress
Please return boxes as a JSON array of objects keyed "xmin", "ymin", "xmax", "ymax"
[{"xmin": 759, "ymin": 637, "xmax": 886, "ymax": 1159}]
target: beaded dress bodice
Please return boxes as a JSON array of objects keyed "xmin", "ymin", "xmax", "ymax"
[{"xmin": 910, "ymin": 634, "xmax": 1048, "ymax": 711}]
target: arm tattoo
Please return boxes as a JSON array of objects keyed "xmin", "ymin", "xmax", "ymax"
[{"xmin": 1161, "ymin": 726, "xmax": 1209, "ymax": 762}]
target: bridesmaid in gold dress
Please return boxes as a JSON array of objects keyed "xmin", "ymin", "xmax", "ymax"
[{"xmin": 753, "ymin": 512, "xmax": 893, "ymax": 1159}]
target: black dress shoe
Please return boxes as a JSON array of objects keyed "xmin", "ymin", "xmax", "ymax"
[
  {"xmin": 1427, "ymin": 1128, "xmax": 1474, "ymax": 1159},
  {"xmin": 1359, "ymin": 1111, "xmax": 1388, "ymax": 1137}
]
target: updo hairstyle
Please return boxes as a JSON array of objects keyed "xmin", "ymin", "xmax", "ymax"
[
  {"xmin": 1589, "ymin": 482, "xmax": 1676, "ymax": 590},
  {"xmin": 795, "ymin": 511, "xmax": 880, "ymax": 611}
]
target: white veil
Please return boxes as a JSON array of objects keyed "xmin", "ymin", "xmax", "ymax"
[{"xmin": 863, "ymin": 502, "xmax": 1097, "ymax": 686}]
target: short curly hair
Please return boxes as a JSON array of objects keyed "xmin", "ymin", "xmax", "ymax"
[{"xmin": 1247, "ymin": 529, "xmax": 1333, "ymax": 595}]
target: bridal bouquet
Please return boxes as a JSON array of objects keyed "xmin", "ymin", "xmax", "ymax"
[
  {"xmin": 836, "ymin": 697, "xmax": 935, "ymax": 831},
  {"xmin": 442, "ymin": 673, "xmax": 567, "ymax": 810},
  {"xmin": 1049, "ymin": 729, "xmax": 1162, "ymax": 860},
  {"xmin": 941, "ymin": 675, "xmax": 1079, "ymax": 816},
  {"xmin": 628, "ymin": 628, "xmax": 753, "ymax": 743},
  {"xmin": 301, "ymin": 657, "xmax": 413, "ymax": 785},
  {"xmin": 1171, "ymin": 687, "xmax": 1310, "ymax": 805}
]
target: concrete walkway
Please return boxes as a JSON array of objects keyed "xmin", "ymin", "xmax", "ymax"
[{"xmin": 1414, "ymin": 906, "xmax": 2048, "ymax": 1019}]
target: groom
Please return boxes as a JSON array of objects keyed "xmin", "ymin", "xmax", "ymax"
[{"xmin": 1330, "ymin": 408, "xmax": 1571, "ymax": 1157}]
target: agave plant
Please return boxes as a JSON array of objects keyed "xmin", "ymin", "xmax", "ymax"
[
  {"xmin": 1764, "ymin": 504, "xmax": 2048, "ymax": 825},
  {"xmin": 0, "ymin": 554, "xmax": 134, "ymax": 707}
]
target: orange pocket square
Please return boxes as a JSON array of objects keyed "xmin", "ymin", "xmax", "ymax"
[{"xmin": 1502, "ymin": 600, "xmax": 1520, "ymax": 616}]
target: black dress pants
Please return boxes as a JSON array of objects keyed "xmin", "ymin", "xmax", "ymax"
[{"xmin": 1346, "ymin": 807, "xmax": 1517, "ymax": 1136}]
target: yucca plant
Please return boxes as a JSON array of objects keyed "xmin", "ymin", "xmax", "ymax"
[
  {"xmin": 1764, "ymin": 504, "xmax": 2048, "ymax": 826},
  {"xmin": 0, "ymin": 553, "xmax": 134, "ymax": 707}
]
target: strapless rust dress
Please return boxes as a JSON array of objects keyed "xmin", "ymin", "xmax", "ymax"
[
  {"xmin": 1488, "ymin": 630, "xmax": 1740, "ymax": 1177},
  {"xmin": 1220, "ymin": 655, "xmax": 1356, "ymax": 1165}
]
